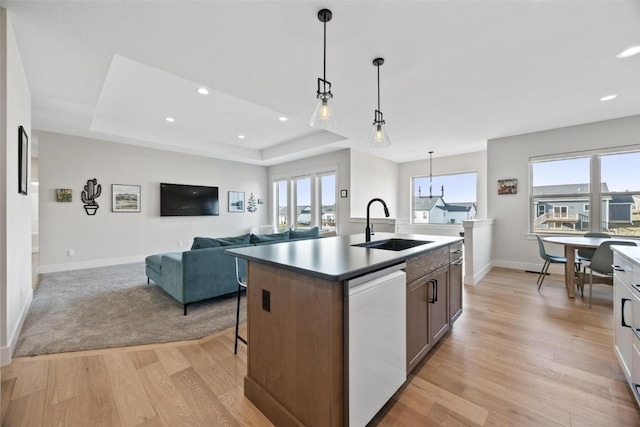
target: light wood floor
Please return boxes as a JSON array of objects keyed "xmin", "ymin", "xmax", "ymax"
[{"xmin": 2, "ymin": 268, "xmax": 640, "ymax": 426}]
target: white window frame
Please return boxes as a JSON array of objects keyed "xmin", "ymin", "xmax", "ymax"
[{"xmin": 410, "ymin": 171, "xmax": 477, "ymax": 225}]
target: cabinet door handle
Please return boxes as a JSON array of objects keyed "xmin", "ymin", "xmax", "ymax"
[
  {"xmin": 612, "ymin": 265, "xmax": 624, "ymax": 272},
  {"xmin": 632, "ymin": 284, "xmax": 640, "ymax": 294},
  {"xmin": 621, "ymin": 298, "xmax": 632, "ymax": 328},
  {"xmin": 633, "ymin": 327, "xmax": 640, "ymax": 341},
  {"xmin": 451, "ymin": 259, "xmax": 463, "ymax": 266},
  {"xmin": 634, "ymin": 383, "xmax": 640, "ymax": 403},
  {"xmin": 427, "ymin": 279, "xmax": 436, "ymax": 304},
  {"xmin": 433, "ymin": 278, "xmax": 438, "ymax": 303},
  {"xmin": 451, "ymin": 249, "xmax": 462, "ymax": 254}
]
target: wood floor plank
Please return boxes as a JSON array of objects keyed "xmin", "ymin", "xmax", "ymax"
[
  {"xmin": 2, "ymin": 267, "xmax": 639, "ymax": 426},
  {"xmin": 170, "ymin": 367, "xmax": 239, "ymax": 427},
  {"xmin": 103, "ymin": 351, "xmax": 158, "ymax": 426},
  {"xmin": 137, "ymin": 361, "xmax": 202, "ymax": 427}
]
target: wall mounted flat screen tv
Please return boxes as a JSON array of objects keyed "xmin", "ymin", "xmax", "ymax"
[{"xmin": 160, "ymin": 183, "xmax": 219, "ymax": 216}]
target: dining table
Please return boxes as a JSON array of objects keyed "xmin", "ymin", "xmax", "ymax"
[{"xmin": 542, "ymin": 235, "xmax": 636, "ymax": 298}]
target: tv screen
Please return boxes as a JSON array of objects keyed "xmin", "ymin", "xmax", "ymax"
[{"xmin": 160, "ymin": 183, "xmax": 219, "ymax": 216}]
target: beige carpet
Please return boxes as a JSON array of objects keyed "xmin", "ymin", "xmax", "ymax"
[{"xmin": 14, "ymin": 262, "xmax": 244, "ymax": 357}]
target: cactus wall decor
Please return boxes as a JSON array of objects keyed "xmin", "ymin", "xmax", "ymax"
[{"xmin": 81, "ymin": 178, "xmax": 102, "ymax": 215}]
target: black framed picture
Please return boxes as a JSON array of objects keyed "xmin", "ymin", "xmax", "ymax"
[
  {"xmin": 340, "ymin": 189, "xmax": 348, "ymax": 198},
  {"xmin": 18, "ymin": 126, "xmax": 28, "ymax": 195}
]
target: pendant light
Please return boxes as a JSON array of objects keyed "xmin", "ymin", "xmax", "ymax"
[
  {"xmin": 418, "ymin": 151, "xmax": 444, "ymax": 199},
  {"xmin": 366, "ymin": 57, "xmax": 391, "ymax": 147},
  {"xmin": 310, "ymin": 9, "xmax": 337, "ymax": 129}
]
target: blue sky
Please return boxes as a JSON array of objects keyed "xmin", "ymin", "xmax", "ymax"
[
  {"xmin": 414, "ymin": 173, "xmax": 477, "ymax": 203},
  {"xmin": 533, "ymin": 152, "xmax": 640, "ymax": 192}
]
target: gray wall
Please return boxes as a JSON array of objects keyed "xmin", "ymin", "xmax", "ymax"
[
  {"xmin": 488, "ymin": 115, "xmax": 640, "ymax": 272},
  {"xmin": 38, "ymin": 131, "xmax": 268, "ymax": 273}
]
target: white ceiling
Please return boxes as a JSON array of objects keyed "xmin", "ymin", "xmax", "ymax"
[{"xmin": 4, "ymin": 1, "xmax": 640, "ymax": 165}]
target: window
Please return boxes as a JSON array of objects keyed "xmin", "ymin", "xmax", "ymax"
[
  {"xmin": 412, "ymin": 172, "xmax": 477, "ymax": 224},
  {"xmin": 273, "ymin": 169, "xmax": 338, "ymax": 232},
  {"xmin": 531, "ymin": 150, "xmax": 640, "ymax": 236},
  {"xmin": 275, "ymin": 180, "xmax": 289, "ymax": 231}
]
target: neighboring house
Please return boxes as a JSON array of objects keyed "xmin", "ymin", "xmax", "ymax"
[
  {"xmin": 297, "ymin": 206, "xmax": 311, "ymax": 225},
  {"xmin": 533, "ymin": 183, "xmax": 635, "ymax": 231},
  {"xmin": 609, "ymin": 194, "xmax": 634, "ymax": 224},
  {"xmin": 414, "ymin": 197, "xmax": 476, "ymax": 224}
]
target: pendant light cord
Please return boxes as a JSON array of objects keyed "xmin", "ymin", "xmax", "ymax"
[
  {"xmin": 323, "ymin": 20, "xmax": 327, "ymax": 93},
  {"xmin": 377, "ymin": 64, "xmax": 381, "ymax": 111}
]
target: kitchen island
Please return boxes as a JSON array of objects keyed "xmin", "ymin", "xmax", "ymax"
[{"xmin": 226, "ymin": 232, "xmax": 463, "ymax": 427}]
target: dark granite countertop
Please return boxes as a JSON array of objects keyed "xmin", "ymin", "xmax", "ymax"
[{"xmin": 226, "ymin": 232, "xmax": 463, "ymax": 282}]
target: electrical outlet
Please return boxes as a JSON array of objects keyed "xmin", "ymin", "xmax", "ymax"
[{"xmin": 67, "ymin": 249, "xmax": 75, "ymax": 256}]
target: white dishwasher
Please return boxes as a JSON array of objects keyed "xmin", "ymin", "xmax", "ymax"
[{"xmin": 346, "ymin": 263, "xmax": 407, "ymax": 427}]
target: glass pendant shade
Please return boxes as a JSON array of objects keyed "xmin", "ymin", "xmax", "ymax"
[
  {"xmin": 310, "ymin": 96, "xmax": 338, "ymax": 129},
  {"xmin": 367, "ymin": 123, "xmax": 391, "ymax": 147}
]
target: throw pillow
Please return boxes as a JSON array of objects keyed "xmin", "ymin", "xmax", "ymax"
[
  {"xmin": 250, "ymin": 230, "xmax": 290, "ymax": 244},
  {"xmin": 290, "ymin": 226, "xmax": 319, "ymax": 240},
  {"xmin": 216, "ymin": 233, "xmax": 251, "ymax": 246},
  {"xmin": 191, "ymin": 237, "xmax": 222, "ymax": 250}
]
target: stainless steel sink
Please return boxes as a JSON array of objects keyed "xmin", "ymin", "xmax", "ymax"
[{"xmin": 352, "ymin": 238, "xmax": 433, "ymax": 251}]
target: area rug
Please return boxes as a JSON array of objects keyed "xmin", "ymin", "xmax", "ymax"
[{"xmin": 14, "ymin": 262, "xmax": 244, "ymax": 357}]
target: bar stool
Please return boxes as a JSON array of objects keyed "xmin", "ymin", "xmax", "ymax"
[{"xmin": 234, "ymin": 257, "xmax": 247, "ymax": 354}]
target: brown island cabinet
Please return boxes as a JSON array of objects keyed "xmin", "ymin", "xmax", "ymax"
[{"xmin": 227, "ymin": 233, "xmax": 464, "ymax": 427}]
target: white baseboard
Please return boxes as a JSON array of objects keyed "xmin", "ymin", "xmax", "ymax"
[
  {"xmin": 493, "ymin": 259, "xmax": 564, "ymax": 275},
  {"xmin": 1, "ymin": 288, "xmax": 33, "ymax": 367},
  {"xmin": 464, "ymin": 260, "xmax": 494, "ymax": 286},
  {"xmin": 38, "ymin": 255, "xmax": 147, "ymax": 274}
]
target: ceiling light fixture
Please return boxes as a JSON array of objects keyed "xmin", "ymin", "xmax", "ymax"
[
  {"xmin": 418, "ymin": 151, "xmax": 444, "ymax": 199},
  {"xmin": 616, "ymin": 46, "xmax": 640, "ymax": 58},
  {"xmin": 197, "ymin": 88, "xmax": 209, "ymax": 95},
  {"xmin": 310, "ymin": 8, "xmax": 337, "ymax": 129},
  {"xmin": 237, "ymin": 135, "xmax": 245, "ymax": 139},
  {"xmin": 279, "ymin": 116, "xmax": 288, "ymax": 122},
  {"xmin": 165, "ymin": 117, "xmax": 175, "ymax": 122},
  {"xmin": 600, "ymin": 94, "xmax": 617, "ymax": 101},
  {"xmin": 366, "ymin": 58, "xmax": 391, "ymax": 147}
]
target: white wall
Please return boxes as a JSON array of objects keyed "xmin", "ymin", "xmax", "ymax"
[
  {"xmin": 38, "ymin": 131, "xmax": 268, "ymax": 273},
  {"xmin": 350, "ymin": 149, "xmax": 399, "ymax": 219},
  {"xmin": 1, "ymin": 8, "xmax": 33, "ymax": 366},
  {"xmin": 488, "ymin": 115, "xmax": 640, "ymax": 272},
  {"xmin": 268, "ymin": 149, "xmax": 351, "ymax": 236}
]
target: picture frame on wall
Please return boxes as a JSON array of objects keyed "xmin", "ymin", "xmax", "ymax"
[
  {"xmin": 18, "ymin": 126, "xmax": 28, "ymax": 195},
  {"xmin": 228, "ymin": 191, "xmax": 245, "ymax": 212},
  {"xmin": 112, "ymin": 184, "xmax": 141, "ymax": 212},
  {"xmin": 56, "ymin": 189, "xmax": 72, "ymax": 202},
  {"xmin": 498, "ymin": 178, "xmax": 517, "ymax": 195}
]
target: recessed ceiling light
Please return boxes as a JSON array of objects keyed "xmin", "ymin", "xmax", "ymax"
[
  {"xmin": 197, "ymin": 87, "xmax": 209, "ymax": 95},
  {"xmin": 616, "ymin": 46, "xmax": 640, "ymax": 58},
  {"xmin": 238, "ymin": 135, "xmax": 245, "ymax": 139},
  {"xmin": 165, "ymin": 117, "xmax": 175, "ymax": 122},
  {"xmin": 600, "ymin": 95, "xmax": 617, "ymax": 102},
  {"xmin": 279, "ymin": 116, "xmax": 288, "ymax": 122}
]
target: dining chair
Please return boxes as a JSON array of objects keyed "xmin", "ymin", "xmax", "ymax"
[
  {"xmin": 585, "ymin": 240, "xmax": 637, "ymax": 308},
  {"xmin": 536, "ymin": 234, "xmax": 568, "ymax": 290},
  {"xmin": 574, "ymin": 232, "xmax": 611, "ymax": 296},
  {"xmin": 234, "ymin": 257, "xmax": 248, "ymax": 354}
]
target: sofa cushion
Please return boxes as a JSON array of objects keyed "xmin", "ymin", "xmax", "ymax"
[
  {"xmin": 251, "ymin": 230, "xmax": 290, "ymax": 245},
  {"xmin": 191, "ymin": 237, "xmax": 222, "ymax": 250},
  {"xmin": 290, "ymin": 226, "xmax": 319, "ymax": 240},
  {"xmin": 216, "ymin": 233, "xmax": 251, "ymax": 246},
  {"xmin": 145, "ymin": 254, "xmax": 164, "ymax": 275}
]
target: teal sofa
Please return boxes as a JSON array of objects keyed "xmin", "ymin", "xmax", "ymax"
[{"xmin": 145, "ymin": 228, "xmax": 319, "ymax": 314}]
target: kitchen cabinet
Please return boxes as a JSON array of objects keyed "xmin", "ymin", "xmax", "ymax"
[
  {"xmin": 406, "ymin": 245, "xmax": 460, "ymax": 373},
  {"xmin": 613, "ymin": 249, "xmax": 640, "ymax": 407},
  {"xmin": 449, "ymin": 241, "xmax": 463, "ymax": 324}
]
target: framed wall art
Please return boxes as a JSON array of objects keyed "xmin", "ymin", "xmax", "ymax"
[
  {"xmin": 112, "ymin": 184, "xmax": 141, "ymax": 212},
  {"xmin": 498, "ymin": 178, "xmax": 517, "ymax": 195},
  {"xmin": 228, "ymin": 191, "xmax": 245, "ymax": 212},
  {"xmin": 18, "ymin": 126, "xmax": 28, "ymax": 195},
  {"xmin": 56, "ymin": 188, "xmax": 72, "ymax": 202}
]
